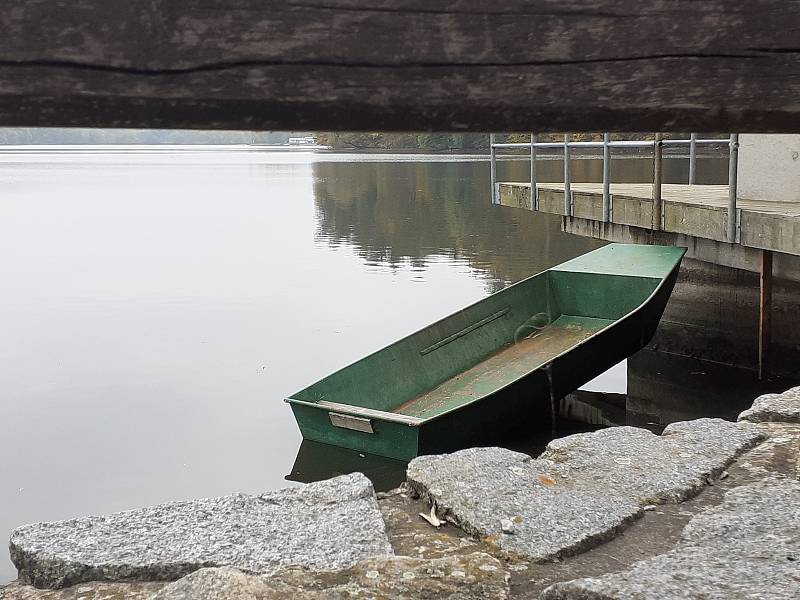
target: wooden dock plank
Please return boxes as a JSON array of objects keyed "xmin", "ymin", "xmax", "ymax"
[{"xmin": 2, "ymin": 1, "xmax": 800, "ymax": 131}]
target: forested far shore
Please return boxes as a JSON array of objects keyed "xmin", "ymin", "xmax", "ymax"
[
  {"xmin": 0, "ymin": 128, "xmax": 728, "ymax": 151},
  {"xmin": 0, "ymin": 128, "xmax": 304, "ymax": 145},
  {"xmin": 315, "ymin": 132, "xmax": 728, "ymax": 151}
]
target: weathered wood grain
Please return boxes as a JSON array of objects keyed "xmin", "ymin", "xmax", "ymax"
[{"xmin": 1, "ymin": 1, "xmax": 800, "ymax": 131}]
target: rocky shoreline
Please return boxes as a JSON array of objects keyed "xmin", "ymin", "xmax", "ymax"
[{"xmin": 3, "ymin": 387, "xmax": 799, "ymax": 599}]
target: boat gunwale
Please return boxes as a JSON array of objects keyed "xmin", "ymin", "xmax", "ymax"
[
  {"xmin": 406, "ymin": 253, "xmax": 683, "ymax": 425},
  {"xmin": 285, "ymin": 245, "xmax": 686, "ymax": 427},
  {"xmin": 288, "ymin": 398, "xmax": 424, "ymax": 426}
]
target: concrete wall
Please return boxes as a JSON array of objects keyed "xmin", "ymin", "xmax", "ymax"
[
  {"xmin": 738, "ymin": 134, "xmax": 800, "ymax": 203},
  {"xmin": 649, "ymin": 257, "xmax": 800, "ymax": 377},
  {"xmin": 563, "ymin": 216, "xmax": 800, "ymax": 281},
  {"xmin": 625, "ymin": 349, "xmax": 794, "ymax": 426},
  {"xmin": 561, "ymin": 217, "xmax": 800, "ymax": 377}
]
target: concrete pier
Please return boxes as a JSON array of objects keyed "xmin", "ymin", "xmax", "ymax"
[
  {"xmin": 498, "ymin": 182, "xmax": 800, "ymax": 257},
  {"xmin": 497, "ymin": 175, "xmax": 800, "ymax": 377}
]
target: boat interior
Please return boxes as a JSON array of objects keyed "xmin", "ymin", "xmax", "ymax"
[
  {"xmin": 291, "ymin": 262, "xmax": 663, "ymax": 422},
  {"xmin": 393, "ymin": 314, "xmax": 613, "ymax": 419}
]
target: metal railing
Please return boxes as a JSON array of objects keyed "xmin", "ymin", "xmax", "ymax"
[{"xmin": 490, "ymin": 133, "xmax": 740, "ymax": 243}]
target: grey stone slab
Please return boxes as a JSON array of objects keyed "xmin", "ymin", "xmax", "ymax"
[
  {"xmin": 406, "ymin": 420, "xmax": 765, "ymax": 562},
  {"xmin": 738, "ymin": 422, "xmax": 800, "ymax": 481},
  {"xmin": 0, "ymin": 581, "xmax": 164, "ymax": 600},
  {"xmin": 738, "ymin": 386, "xmax": 800, "ymax": 423},
  {"xmin": 10, "ymin": 473, "xmax": 393, "ymax": 590},
  {"xmin": 539, "ymin": 419, "xmax": 766, "ymax": 504},
  {"xmin": 407, "ymin": 447, "xmax": 643, "ymax": 562},
  {"xmin": 149, "ymin": 552, "xmax": 509, "ymax": 600},
  {"xmin": 541, "ymin": 477, "xmax": 800, "ymax": 600}
]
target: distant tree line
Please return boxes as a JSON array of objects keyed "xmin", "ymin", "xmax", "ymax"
[
  {"xmin": 0, "ymin": 128, "xmax": 308, "ymax": 145},
  {"xmin": 0, "ymin": 128, "xmax": 727, "ymax": 150},
  {"xmin": 315, "ymin": 132, "xmax": 488, "ymax": 151},
  {"xmin": 315, "ymin": 132, "xmax": 727, "ymax": 151}
]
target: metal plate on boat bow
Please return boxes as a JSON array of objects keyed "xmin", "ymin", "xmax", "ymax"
[{"xmin": 329, "ymin": 413, "xmax": 374, "ymax": 433}]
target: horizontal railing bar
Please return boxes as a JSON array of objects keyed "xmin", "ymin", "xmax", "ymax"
[
  {"xmin": 494, "ymin": 141, "xmax": 643, "ymax": 149},
  {"xmin": 492, "ymin": 138, "xmax": 728, "ymax": 151},
  {"xmin": 492, "ymin": 142, "xmax": 562, "ymax": 149},
  {"xmin": 494, "ymin": 141, "xmax": 621, "ymax": 149},
  {"xmin": 661, "ymin": 138, "xmax": 728, "ymax": 145},
  {"xmin": 606, "ymin": 141, "xmax": 652, "ymax": 148}
]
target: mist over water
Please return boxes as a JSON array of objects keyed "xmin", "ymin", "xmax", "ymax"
[{"xmin": 0, "ymin": 150, "xmax": 728, "ymax": 582}]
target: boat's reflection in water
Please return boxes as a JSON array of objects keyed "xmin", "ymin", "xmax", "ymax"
[
  {"xmin": 287, "ymin": 440, "xmax": 408, "ymax": 492},
  {"xmin": 288, "ymin": 346, "xmax": 800, "ymax": 491},
  {"xmin": 286, "ymin": 420, "xmax": 604, "ymax": 492},
  {"xmin": 561, "ymin": 347, "xmax": 800, "ymax": 431}
]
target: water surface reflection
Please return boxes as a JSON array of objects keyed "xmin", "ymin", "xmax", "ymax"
[{"xmin": 0, "ymin": 151, "xmax": 724, "ymax": 582}]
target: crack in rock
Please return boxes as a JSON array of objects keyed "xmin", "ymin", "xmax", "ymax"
[
  {"xmin": 541, "ymin": 477, "xmax": 800, "ymax": 599},
  {"xmin": 407, "ymin": 419, "xmax": 765, "ymax": 561}
]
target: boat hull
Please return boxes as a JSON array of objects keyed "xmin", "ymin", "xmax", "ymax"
[{"xmin": 287, "ymin": 244, "xmax": 685, "ymax": 460}]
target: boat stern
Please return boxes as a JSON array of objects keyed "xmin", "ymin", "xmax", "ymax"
[{"xmin": 286, "ymin": 398, "xmax": 422, "ymax": 461}]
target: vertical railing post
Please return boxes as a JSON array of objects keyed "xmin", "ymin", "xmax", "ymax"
[
  {"xmin": 759, "ymin": 249, "xmax": 773, "ymax": 380},
  {"xmin": 489, "ymin": 133, "xmax": 498, "ymax": 205},
  {"xmin": 602, "ymin": 132, "xmax": 611, "ymax": 222},
  {"xmin": 530, "ymin": 133, "xmax": 537, "ymax": 211},
  {"xmin": 688, "ymin": 132, "xmax": 697, "ymax": 184},
  {"xmin": 563, "ymin": 133, "xmax": 572, "ymax": 216},
  {"xmin": 652, "ymin": 133, "xmax": 663, "ymax": 230},
  {"xmin": 727, "ymin": 133, "xmax": 739, "ymax": 243}
]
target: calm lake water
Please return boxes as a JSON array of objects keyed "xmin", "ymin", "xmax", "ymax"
[{"xmin": 0, "ymin": 150, "xmax": 727, "ymax": 582}]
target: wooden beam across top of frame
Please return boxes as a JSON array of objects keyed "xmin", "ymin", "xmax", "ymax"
[{"xmin": 1, "ymin": 1, "xmax": 799, "ymax": 132}]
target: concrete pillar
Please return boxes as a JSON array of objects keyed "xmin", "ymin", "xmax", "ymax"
[{"xmin": 738, "ymin": 134, "xmax": 800, "ymax": 203}]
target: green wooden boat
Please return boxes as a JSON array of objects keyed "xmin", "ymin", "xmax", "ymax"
[{"xmin": 287, "ymin": 243, "xmax": 686, "ymax": 460}]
